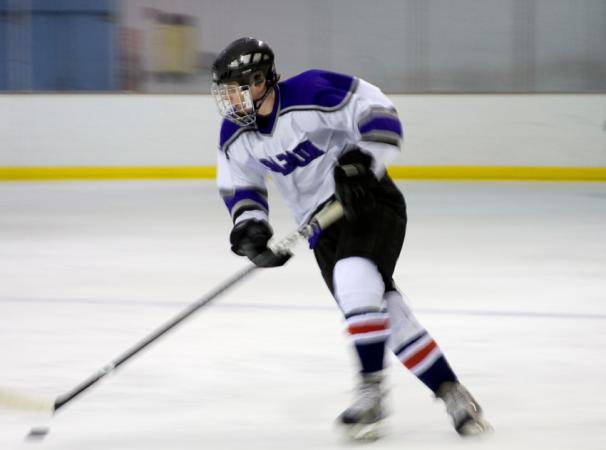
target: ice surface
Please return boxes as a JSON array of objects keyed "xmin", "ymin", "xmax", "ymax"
[{"xmin": 1, "ymin": 180, "xmax": 605, "ymax": 450}]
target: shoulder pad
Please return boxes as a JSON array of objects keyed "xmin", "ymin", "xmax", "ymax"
[
  {"xmin": 279, "ymin": 70, "xmax": 358, "ymax": 112},
  {"xmin": 219, "ymin": 119, "xmax": 251, "ymax": 153}
]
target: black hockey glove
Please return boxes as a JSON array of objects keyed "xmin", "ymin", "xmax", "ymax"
[
  {"xmin": 229, "ymin": 220, "xmax": 292, "ymax": 268},
  {"xmin": 333, "ymin": 149, "xmax": 380, "ymax": 220}
]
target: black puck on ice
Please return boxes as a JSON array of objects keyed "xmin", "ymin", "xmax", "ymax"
[{"xmin": 26, "ymin": 427, "xmax": 50, "ymax": 440}]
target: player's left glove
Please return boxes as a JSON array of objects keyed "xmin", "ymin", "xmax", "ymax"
[
  {"xmin": 333, "ymin": 148, "xmax": 380, "ymax": 220},
  {"xmin": 229, "ymin": 219, "xmax": 292, "ymax": 268}
]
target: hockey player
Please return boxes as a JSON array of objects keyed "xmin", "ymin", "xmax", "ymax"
[{"xmin": 211, "ymin": 37, "xmax": 491, "ymax": 440}]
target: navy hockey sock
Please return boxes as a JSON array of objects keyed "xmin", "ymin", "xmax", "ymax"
[
  {"xmin": 393, "ymin": 331, "xmax": 457, "ymax": 393},
  {"xmin": 347, "ymin": 311, "xmax": 390, "ymax": 373}
]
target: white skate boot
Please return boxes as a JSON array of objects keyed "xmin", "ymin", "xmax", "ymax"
[
  {"xmin": 437, "ymin": 382, "xmax": 492, "ymax": 436},
  {"xmin": 337, "ymin": 372, "xmax": 385, "ymax": 441}
]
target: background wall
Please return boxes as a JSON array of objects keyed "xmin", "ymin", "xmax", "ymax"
[
  {"xmin": 118, "ymin": 0, "xmax": 606, "ymax": 93},
  {"xmin": 1, "ymin": 0, "xmax": 605, "ymax": 93},
  {"xmin": 1, "ymin": 94, "xmax": 604, "ymax": 168}
]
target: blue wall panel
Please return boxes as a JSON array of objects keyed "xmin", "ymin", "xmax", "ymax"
[
  {"xmin": 30, "ymin": 0, "xmax": 115, "ymax": 90},
  {"xmin": 0, "ymin": 0, "xmax": 7, "ymax": 90},
  {"xmin": 31, "ymin": 0, "xmax": 113, "ymax": 14}
]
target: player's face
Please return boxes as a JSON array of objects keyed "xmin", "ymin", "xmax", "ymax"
[
  {"xmin": 211, "ymin": 70, "xmax": 267, "ymax": 126},
  {"xmin": 222, "ymin": 72, "xmax": 265, "ymax": 114},
  {"xmin": 224, "ymin": 82, "xmax": 251, "ymax": 115}
]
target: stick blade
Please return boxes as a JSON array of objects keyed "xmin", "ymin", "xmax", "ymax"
[
  {"xmin": 0, "ymin": 388, "xmax": 54, "ymax": 413},
  {"xmin": 26, "ymin": 426, "xmax": 51, "ymax": 441}
]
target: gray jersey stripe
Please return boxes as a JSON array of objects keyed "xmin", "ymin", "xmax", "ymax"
[
  {"xmin": 358, "ymin": 106, "xmax": 400, "ymax": 129},
  {"xmin": 230, "ymin": 199, "xmax": 269, "ymax": 220},
  {"xmin": 220, "ymin": 187, "xmax": 269, "ymax": 197},
  {"xmin": 361, "ymin": 131, "xmax": 402, "ymax": 147}
]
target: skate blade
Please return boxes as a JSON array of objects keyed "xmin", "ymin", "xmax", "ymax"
[
  {"xmin": 339, "ymin": 421, "xmax": 383, "ymax": 441},
  {"xmin": 459, "ymin": 417, "xmax": 493, "ymax": 437}
]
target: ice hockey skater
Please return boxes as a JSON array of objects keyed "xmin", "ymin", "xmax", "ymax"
[{"xmin": 211, "ymin": 37, "xmax": 491, "ymax": 440}]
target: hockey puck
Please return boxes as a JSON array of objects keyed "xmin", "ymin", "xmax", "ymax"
[{"xmin": 26, "ymin": 427, "xmax": 50, "ymax": 440}]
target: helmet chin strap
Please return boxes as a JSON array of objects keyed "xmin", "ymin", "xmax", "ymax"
[{"xmin": 253, "ymin": 84, "xmax": 275, "ymax": 112}]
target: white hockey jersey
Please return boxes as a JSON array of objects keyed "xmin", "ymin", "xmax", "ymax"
[{"xmin": 216, "ymin": 70, "xmax": 403, "ymax": 228}]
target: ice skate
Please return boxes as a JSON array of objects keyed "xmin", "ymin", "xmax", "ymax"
[
  {"xmin": 337, "ymin": 371, "xmax": 385, "ymax": 441},
  {"xmin": 437, "ymin": 382, "xmax": 492, "ymax": 436}
]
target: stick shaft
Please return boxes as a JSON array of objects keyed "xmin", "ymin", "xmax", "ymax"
[{"xmin": 54, "ymin": 264, "xmax": 257, "ymax": 411}]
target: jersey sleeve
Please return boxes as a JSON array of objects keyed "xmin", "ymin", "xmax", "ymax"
[
  {"xmin": 217, "ymin": 148, "xmax": 269, "ymax": 226},
  {"xmin": 339, "ymin": 79, "xmax": 404, "ymax": 177}
]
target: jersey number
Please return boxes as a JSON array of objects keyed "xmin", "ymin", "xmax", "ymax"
[{"xmin": 259, "ymin": 140, "xmax": 325, "ymax": 176}]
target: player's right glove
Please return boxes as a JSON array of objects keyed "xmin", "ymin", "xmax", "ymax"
[
  {"xmin": 333, "ymin": 149, "xmax": 380, "ymax": 220},
  {"xmin": 229, "ymin": 219, "xmax": 292, "ymax": 268}
]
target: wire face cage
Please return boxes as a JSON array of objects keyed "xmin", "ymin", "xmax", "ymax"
[{"xmin": 211, "ymin": 83, "xmax": 256, "ymax": 126}]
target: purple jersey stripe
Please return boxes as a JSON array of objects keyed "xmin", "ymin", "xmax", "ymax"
[
  {"xmin": 279, "ymin": 70, "xmax": 355, "ymax": 111},
  {"xmin": 222, "ymin": 189, "xmax": 269, "ymax": 213},
  {"xmin": 358, "ymin": 116, "xmax": 403, "ymax": 137}
]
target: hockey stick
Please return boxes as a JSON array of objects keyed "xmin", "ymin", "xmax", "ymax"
[{"xmin": 0, "ymin": 202, "xmax": 343, "ymax": 422}]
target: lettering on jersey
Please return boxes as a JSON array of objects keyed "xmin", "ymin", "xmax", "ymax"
[{"xmin": 259, "ymin": 140, "xmax": 325, "ymax": 176}]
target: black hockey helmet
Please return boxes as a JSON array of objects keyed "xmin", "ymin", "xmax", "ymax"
[
  {"xmin": 211, "ymin": 37, "xmax": 279, "ymax": 126},
  {"xmin": 211, "ymin": 37, "xmax": 278, "ymax": 88}
]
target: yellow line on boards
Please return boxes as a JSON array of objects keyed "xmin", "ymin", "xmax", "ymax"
[
  {"xmin": 0, "ymin": 166, "xmax": 217, "ymax": 180},
  {"xmin": 0, "ymin": 166, "xmax": 605, "ymax": 181},
  {"xmin": 386, "ymin": 166, "xmax": 606, "ymax": 181}
]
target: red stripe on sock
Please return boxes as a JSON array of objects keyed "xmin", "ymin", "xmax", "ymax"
[
  {"xmin": 403, "ymin": 340, "xmax": 437, "ymax": 369},
  {"xmin": 348, "ymin": 319, "xmax": 389, "ymax": 335}
]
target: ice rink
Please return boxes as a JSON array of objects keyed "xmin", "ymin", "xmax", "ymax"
[{"xmin": 1, "ymin": 180, "xmax": 605, "ymax": 450}]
